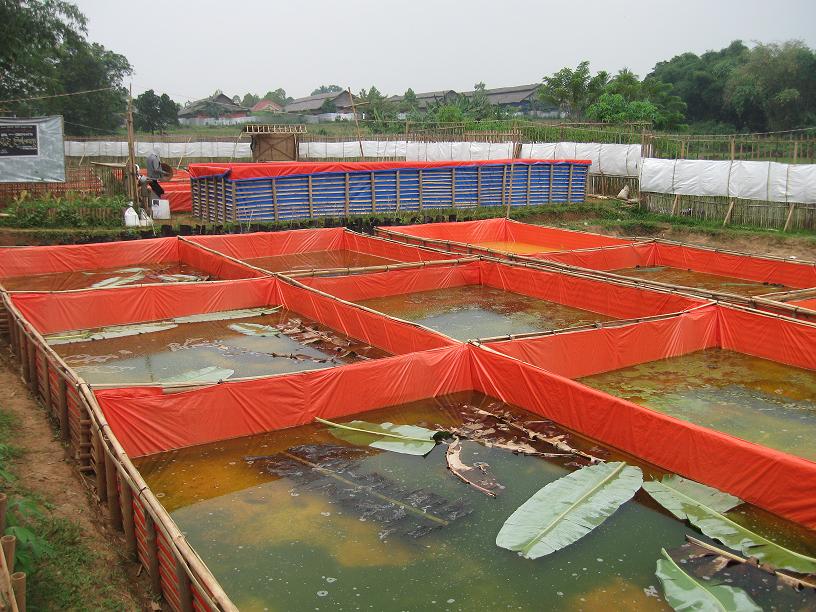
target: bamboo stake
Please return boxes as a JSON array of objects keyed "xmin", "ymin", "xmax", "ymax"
[
  {"xmin": 144, "ymin": 514, "xmax": 162, "ymax": 595},
  {"xmin": 174, "ymin": 557, "xmax": 194, "ymax": 612},
  {"xmin": 92, "ymin": 429, "xmax": 107, "ymax": 502},
  {"xmin": 25, "ymin": 338, "xmax": 37, "ymax": 396},
  {"xmin": 1, "ymin": 535, "xmax": 15, "ymax": 572},
  {"xmin": 347, "ymin": 87, "xmax": 364, "ymax": 158},
  {"xmin": 57, "ymin": 376, "xmax": 69, "ymax": 441},
  {"xmin": 783, "ymin": 202, "xmax": 796, "ymax": 232},
  {"xmin": 119, "ymin": 475, "xmax": 137, "ymax": 560},
  {"xmin": 722, "ymin": 199, "xmax": 735, "ymax": 226},
  {"xmin": 11, "ymin": 573, "xmax": 24, "ymax": 612},
  {"xmin": 104, "ymin": 451, "xmax": 122, "ymax": 530}
]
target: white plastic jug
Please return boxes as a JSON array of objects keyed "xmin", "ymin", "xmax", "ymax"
[{"xmin": 124, "ymin": 204, "xmax": 139, "ymax": 227}]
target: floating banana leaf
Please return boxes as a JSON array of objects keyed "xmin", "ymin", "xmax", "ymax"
[
  {"xmin": 228, "ymin": 322, "xmax": 280, "ymax": 337},
  {"xmin": 446, "ymin": 438, "xmax": 503, "ymax": 497},
  {"xmin": 316, "ymin": 417, "xmax": 443, "ymax": 456},
  {"xmin": 496, "ymin": 461, "xmax": 643, "ymax": 559},
  {"xmin": 644, "ymin": 476, "xmax": 816, "ymax": 573},
  {"xmin": 173, "ymin": 306, "xmax": 281, "ymax": 324},
  {"xmin": 91, "ymin": 274, "xmax": 144, "ymax": 288},
  {"xmin": 250, "ymin": 444, "xmax": 470, "ymax": 538},
  {"xmin": 158, "ymin": 366, "xmax": 234, "ymax": 384},
  {"xmin": 655, "ymin": 548, "xmax": 761, "ymax": 612},
  {"xmin": 45, "ymin": 321, "xmax": 178, "ymax": 345}
]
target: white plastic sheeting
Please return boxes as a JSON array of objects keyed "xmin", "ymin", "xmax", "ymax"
[
  {"xmin": 520, "ymin": 142, "xmax": 641, "ymax": 177},
  {"xmin": 406, "ymin": 141, "xmax": 514, "ymax": 161},
  {"xmin": 298, "ymin": 140, "xmax": 409, "ymax": 158},
  {"xmin": 64, "ymin": 141, "xmax": 253, "ymax": 158},
  {"xmin": 640, "ymin": 158, "xmax": 816, "ymax": 204}
]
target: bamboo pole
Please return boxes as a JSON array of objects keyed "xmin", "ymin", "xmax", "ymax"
[
  {"xmin": 119, "ymin": 475, "xmax": 137, "ymax": 560},
  {"xmin": 92, "ymin": 429, "xmax": 107, "ymax": 503},
  {"xmin": 144, "ymin": 514, "xmax": 162, "ymax": 595},
  {"xmin": 104, "ymin": 450, "xmax": 122, "ymax": 531},
  {"xmin": 25, "ymin": 339, "xmax": 37, "ymax": 396},
  {"xmin": 0, "ymin": 493, "xmax": 6, "ymax": 534},
  {"xmin": 11, "ymin": 573, "xmax": 24, "ymax": 612},
  {"xmin": 347, "ymin": 88, "xmax": 364, "ymax": 158},
  {"xmin": 783, "ymin": 202, "xmax": 796, "ymax": 232},
  {"xmin": 57, "ymin": 377, "xmax": 69, "ymax": 442},
  {"xmin": 1, "ymin": 535, "xmax": 15, "ymax": 573},
  {"xmin": 126, "ymin": 88, "xmax": 140, "ymax": 212},
  {"xmin": 722, "ymin": 199, "xmax": 735, "ymax": 226}
]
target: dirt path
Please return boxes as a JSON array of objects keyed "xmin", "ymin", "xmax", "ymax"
[{"xmin": 0, "ymin": 343, "xmax": 149, "ymax": 610}]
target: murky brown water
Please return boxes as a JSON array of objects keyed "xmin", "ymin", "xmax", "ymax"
[
  {"xmin": 580, "ymin": 348, "xmax": 816, "ymax": 461},
  {"xmin": 473, "ymin": 240, "xmax": 559, "ymax": 254},
  {"xmin": 51, "ymin": 308, "xmax": 389, "ymax": 384},
  {"xmin": 357, "ymin": 285, "xmax": 613, "ymax": 340},
  {"xmin": 245, "ymin": 250, "xmax": 398, "ymax": 273},
  {"xmin": 135, "ymin": 391, "xmax": 816, "ymax": 612},
  {"xmin": 1, "ymin": 261, "xmax": 213, "ymax": 291},
  {"xmin": 612, "ymin": 266, "xmax": 786, "ymax": 296}
]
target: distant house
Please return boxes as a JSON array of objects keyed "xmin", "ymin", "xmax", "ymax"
[
  {"xmin": 387, "ymin": 90, "xmax": 459, "ymax": 112},
  {"xmin": 178, "ymin": 93, "xmax": 252, "ymax": 126},
  {"xmin": 251, "ymin": 99, "xmax": 284, "ymax": 113},
  {"xmin": 284, "ymin": 91, "xmax": 355, "ymax": 116},
  {"xmin": 461, "ymin": 84, "xmax": 561, "ymax": 117}
]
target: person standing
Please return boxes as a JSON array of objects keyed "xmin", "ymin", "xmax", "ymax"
[{"xmin": 145, "ymin": 149, "xmax": 166, "ymax": 197}]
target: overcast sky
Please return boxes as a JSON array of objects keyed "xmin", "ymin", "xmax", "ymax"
[{"xmin": 73, "ymin": 0, "xmax": 816, "ymax": 103}]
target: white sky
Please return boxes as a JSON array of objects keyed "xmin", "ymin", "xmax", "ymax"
[{"xmin": 73, "ymin": 0, "xmax": 816, "ymax": 103}]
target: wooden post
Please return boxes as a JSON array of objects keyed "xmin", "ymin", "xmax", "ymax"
[
  {"xmin": 567, "ymin": 164, "xmax": 574, "ymax": 203},
  {"xmin": 730, "ymin": 138, "xmax": 735, "ymax": 160},
  {"xmin": 547, "ymin": 164, "xmax": 554, "ymax": 203},
  {"xmin": 271, "ymin": 179, "xmax": 279, "ymax": 222},
  {"xmin": 92, "ymin": 430, "xmax": 107, "ymax": 502},
  {"xmin": 395, "ymin": 169, "xmax": 401, "ymax": 212},
  {"xmin": 104, "ymin": 451, "xmax": 122, "ymax": 531},
  {"xmin": 119, "ymin": 479, "xmax": 137, "ymax": 560},
  {"xmin": 793, "ymin": 141, "xmax": 799, "ymax": 163},
  {"xmin": 11, "ymin": 572, "xmax": 25, "ymax": 612},
  {"xmin": 504, "ymin": 165, "xmax": 513, "ymax": 218},
  {"xmin": 57, "ymin": 377, "xmax": 69, "ymax": 442},
  {"xmin": 1, "ymin": 534, "xmax": 15, "ymax": 572},
  {"xmin": 174, "ymin": 558, "xmax": 194, "ymax": 612},
  {"xmin": 418, "ymin": 169, "xmax": 424, "ymax": 210},
  {"xmin": 723, "ymin": 199, "xmax": 735, "ymax": 226},
  {"xmin": 126, "ymin": 88, "xmax": 140, "ymax": 212},
  {"xmin": 347, "ymin": 87, "xmax": 364, "ymax": 158},
  {"xmin": 783, "ymin": 202, "xmax": 796, "ymax": 232},
  {"xmin": 344, "ymin": 172, "xmax": 350, "ymax": 216},
  {"xmin": 307, "ymin": 175, "xmax": 314, "ymax": 219},
  {"xmin": 42, "ymin": 358, "xmax": 52, "ymax": 416},
  {"xmin": 670, "ymin": 193, "xmax": 681, "ymax": 216},
  {"xmin": 369, "ymin": 172, "xmax": 376, "ymax": 213},
  {"xmin": 144, "ymin": 514, "xmax": 162, "ymax": 595},
  {"xmin": 476, "ymin": 166, "xmax": 482, "ymax": 206},
  {"xmin": 525, "ymin": 164, "xmax": 532, "ymax": 207},
  {"xmin": 500, "ymin": 165, "xmax": 507, "ymax": 213},
  {"xmin": 19, "ymin": 332, "xmax": 30, "ymax": 385},
  {"xmin": 451, "ymin": 167, "xmax": 456, "ymax": 208},
  {"xmin": 26, "ymin": 340, "xmax": 37, "ymax": 396}
]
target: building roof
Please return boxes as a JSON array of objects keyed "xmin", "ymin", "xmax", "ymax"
[
  {"xmin": 284, "ymin": 91, "xmax": 351, "ymax": 113},
  {"xmin": 178, "ymin": 93, "xmax": 249, "ymax": 118},
  {"xmin": 387, "ymin": 90, "xmax": 458, "ymax": 109},
  {"xmin": 461, "ymin": 84, "xmax": 542, "ymax": 105},
  {"xmin": 251, "ymin": 99, "xmax": 284, "ymax": 112}
]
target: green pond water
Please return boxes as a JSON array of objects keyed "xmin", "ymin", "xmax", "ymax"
[
  {"xmin": 246, "ymin": 250, "xmax": 398, "ymax": 273},
  {"xmin": 0, "ymin": 261, "xmax": 213, "ymax": 291},
  {"xmin": 51, "ymin": 308, "xmax": 389, "ymax": 384},
  {"xmin": 356, "ymin": 285, "xmax": 614, "ymax": 341},
  {"xmin": 612, "ymin": 266, "xmax": 785, "ymax": 297},
  {"xmin": 135, "ymin": 392, "xmax": 816, "ymax": 612},
  {"xmin": 580, "ymin": 348, "xmax": 816, "ymax": 462}
]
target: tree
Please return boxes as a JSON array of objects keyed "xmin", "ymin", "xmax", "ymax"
[
  {"xmin": 399, "ymin": 88, "xmax": 418, "ymax": 112},
  {"xmin": 241, "ymin": 92, "xmax": 260, "ymax": 107},
  {"xmin": 158, "ymin": 93, "xmax": 179, "ymax": 129},
  {"xmin": 134, "ymin": 90, "xmax": 178, "ymax": 133},
  {"xmin": 724, "ymin": 41, "xmax": 816, "ymax": 131},
  {"xmin": 587, "ymin": 93, "xmax": 660, "ymax": 124},
  {"xmin": 586, "ymin": 68, "xmax": 686, "ymax": 129},
  {"xmin": 264, "ymin": 88, "xmax": 291, "ymax": 105},
  {"xmin": 311, "ymin": 85, "xmax": 343, "ymax": 96},
  {"xmin": 467, "ymin": 82, "xmax": 494, "ymax": 120},
  {"xmin": 1, "ymin": 1, "xmax": 132, "ymax": 135},
  {"xmin": 357, "ymin": 86, "xmax": 396, "ymax": 130},
  {"xmin": 539, "ymin": 61, "xmax": 609, "ymax": 120}
]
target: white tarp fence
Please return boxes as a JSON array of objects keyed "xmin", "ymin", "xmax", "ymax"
[
  {"xmin": 298, "ymin": 140, "xmax": 409, "ymax": 158},
  {"xmin": 640, "ymin": 158, "xmax": 816, "ymax": 204},
  {"xmin": 64, "ymin": 140, "xmax": 253, "ymax": 158},
  {"xmin": 1, "ymin": 116, "xmax": 65, "ymax": 182},
  {"xmin": 520, "ymin": 142, "xmax": 641, "ymax": 177}
]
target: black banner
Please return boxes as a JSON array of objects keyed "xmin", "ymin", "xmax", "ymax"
[{"xmin": 0, "ymin": 125, "xmax": 39, "ymax": 157}]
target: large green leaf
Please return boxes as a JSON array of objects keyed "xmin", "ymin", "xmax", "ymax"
[
  {"xmin": 644, "ymin": 476, "xmax": 816, "ymax": 573},
  {"xmin": 656, "ymin": 548, "xmax": 761, "ymax": 612},
  {"xmin": 315, "ymin": 417, "xmax": 440, "ymax": 456},
  {"xmin": 496, "ymin": 461, "xmax": 643, "ymax": 559}
]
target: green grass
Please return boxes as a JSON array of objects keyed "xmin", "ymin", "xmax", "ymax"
[{"xmin": 0, "ymin": 405, "xmax": 135, "ymax": 610}]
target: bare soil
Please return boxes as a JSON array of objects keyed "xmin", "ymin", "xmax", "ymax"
[{"xmin": 0, "ymin": 343, "xmax": 150, "ymax": 610}]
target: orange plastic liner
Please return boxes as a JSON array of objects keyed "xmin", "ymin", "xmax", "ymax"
[
  {"xmin": 10, "ymin": 275, "xmax": 453, "ymax": 355},
  {"xmin": 93, "ymin": 344, "xmax": 472, "ymax": 457},
  {"xmin": 467, "ymin": 343, "xmax": 816, "ymax": 529},
  {"xmin": 0, "ymin": 237, "xmax": 265, "ymax": 287},
  {"xmin": 301, "ymin": 260, "xmax": 707, "ymax": 320},
  {"xmin": 378, "ymin": 217, "xmax": 630, "ymax": 256},
  {"xmin": 544, "ymin": 241, "xmax": 816, "ymax": 290},
  {"xmin": 792, "ymin": 297, "xmax": 816, "ymax": 311},
  {"xmin": 186, "ymin": 227, "xmax": 452, "ymax": 266}
]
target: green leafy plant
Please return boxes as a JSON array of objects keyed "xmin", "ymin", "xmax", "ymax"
[{"xmin": 496, "ymin": 461, "xmax": 643, "ymax": 559}]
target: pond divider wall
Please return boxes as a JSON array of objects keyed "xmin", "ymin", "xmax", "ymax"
[
  {"xmin": 2, "ymin": 224, "xmax": 816, "ymax": 610},
  {"xmin": 378, "ymin": 218, "xmax": 816, "ymax": 319},
  {"xmin": 188, "ymin": 160, "xmax": 591, "ymax": 223}
]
